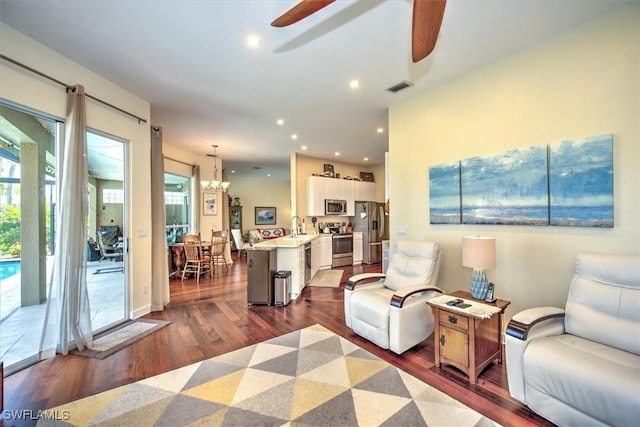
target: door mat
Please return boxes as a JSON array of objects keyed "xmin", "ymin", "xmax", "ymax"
[
  {"xmin": 72, "ymin": 319, "xmax": 171, "ymax": 359},
  {"xmin": 308, "ymin": 269, "xmax": 343, "ymax": 288}
]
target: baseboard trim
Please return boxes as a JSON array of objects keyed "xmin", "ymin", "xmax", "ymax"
[{"xmin": 130, "ymin": 304, "xmax": 151, "ymax": 319}]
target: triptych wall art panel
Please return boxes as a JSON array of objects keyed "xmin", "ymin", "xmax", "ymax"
[
  {"xmin": 549, "ymin": 135, "xmax": 613, "ymax": 227},
  {"xmin": 429, "ymin": 162, "xmax": 461, "ymax": 224},
  {"xmin": 428, "ymin": 134, "xmax": 613, "ymax": 228}
]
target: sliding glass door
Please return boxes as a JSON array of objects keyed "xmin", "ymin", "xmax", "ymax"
[
  {"xmin": 0, "ymin": 102, "xmax": 58, "ymax": 372},
  {"xmin": 0, "ymin": 102, "xmax": 128, "ymax": 374},
  {"xmin": 86, "ymin": 132, "xmax": 128, "ymax": 333}
]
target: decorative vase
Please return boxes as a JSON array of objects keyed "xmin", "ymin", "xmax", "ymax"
[{"xmin": 470, "ymin": 269, "xmax": 489, "ymax": 299}]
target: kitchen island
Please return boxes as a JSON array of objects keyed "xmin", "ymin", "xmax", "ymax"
[{"xmin": 251, "ymin": 234, "xmax": 319, "ymax": 300}]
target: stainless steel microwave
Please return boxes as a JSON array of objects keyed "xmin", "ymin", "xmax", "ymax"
[{"xmin": 325, "ymin": 199, "xmax": 347, "ymax": 215}]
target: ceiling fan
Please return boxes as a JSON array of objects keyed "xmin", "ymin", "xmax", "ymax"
[{"xmin": 271, "ymin": 0, "xmax": 447, "ymax": 63}]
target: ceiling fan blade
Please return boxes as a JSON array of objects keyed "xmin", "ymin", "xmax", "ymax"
[
  {"xmin": 412, "ymin": 0, "xmax": 447, "ymax": 62},
  {"xmin": 271, "ymin": 0, "xmax": 336, "ymax": 27}
]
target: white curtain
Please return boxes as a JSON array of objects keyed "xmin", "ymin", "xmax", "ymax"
[
  {"xmin": 190, "ymin": 165, "xmax": 201, "ymax": 235},
  {"xmin": 41, "ymin": 84, "xmax": 92, "ymax": 356},
  {"xmin": 150, "ymin": 126, "xmax": 170, "ymax": 311}
]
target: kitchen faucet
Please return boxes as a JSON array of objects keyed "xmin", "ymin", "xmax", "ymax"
[{"xmin": 291, "ymin": 216, "xmax": 302, "ymax": 236}]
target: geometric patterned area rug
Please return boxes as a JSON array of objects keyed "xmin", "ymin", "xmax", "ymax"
[
  {"xmin": 39, "ymin": 324, "xmax": 499, "ymax": 426},
  {"xmin": 71, "ymin": 319, "xmax": 171, "ymax": 359}
]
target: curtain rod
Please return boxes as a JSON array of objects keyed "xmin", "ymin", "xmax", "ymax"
[
  {"xmin": 164, "ymin": 156, "xmax": 197, "ymax": 168},
  {"xmin": 1, "ymin": 53, "xmax": 148, "ymax": 124}
]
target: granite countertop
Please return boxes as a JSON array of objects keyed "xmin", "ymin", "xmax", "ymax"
[{"xmin": 251, "ymin": 234, "xmax": 319, "ymax": 248}]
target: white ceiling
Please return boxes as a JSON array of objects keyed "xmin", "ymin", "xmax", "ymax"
[{"xmin": 0, "ymin": 0, "xmax": 629, "ymax": 179}]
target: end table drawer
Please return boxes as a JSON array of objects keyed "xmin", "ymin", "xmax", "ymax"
[{"xmin": 439, "ymin": 310, "xmax": 469, "ymax": 331}]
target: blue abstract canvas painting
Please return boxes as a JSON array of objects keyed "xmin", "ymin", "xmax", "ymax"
[
  {"xmin": 549, "ymin": 134, "xmax": 613, "ymax": 227},
  {"xmin": 461, "ymin": 146, "xmax": 549, "ymax": 225},
  {"xmin": 429, "ymin": 162, "xmax": 461, "ymax": 224}
]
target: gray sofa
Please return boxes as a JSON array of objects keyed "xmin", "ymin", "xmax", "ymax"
[{"xmin": 505, "ymin": 253, "xmax": 640, "ymax": 426}]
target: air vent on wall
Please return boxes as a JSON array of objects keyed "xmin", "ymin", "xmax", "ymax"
[{"xmin": 386, "ymin": 80, "xmax": 413, "ymax": 93}]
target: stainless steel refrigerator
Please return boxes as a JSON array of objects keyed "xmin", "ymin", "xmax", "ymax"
[
  {"xmin": 247, "ymin": 247, "xmax": 277, "ymax": 305},
  {"xmin": 353, "ymin": 201, "xmax": 388, "ymax": 264}
]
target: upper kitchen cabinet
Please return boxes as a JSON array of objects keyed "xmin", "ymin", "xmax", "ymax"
[
  {"xmin": 307, "ymin": 176, "xmax": 374, "ymax": 216},
  {"xmin": 307, "ymin": 177, "xmax": 326, "ymax": 216}
]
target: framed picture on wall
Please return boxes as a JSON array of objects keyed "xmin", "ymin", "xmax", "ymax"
[
  {"xmin": 203, "ymin": 193, "xmax": 217, "ymax": 216},
  {"xmin": 255, "ymin": 207, "xmax": 276, "ymax": 225}
]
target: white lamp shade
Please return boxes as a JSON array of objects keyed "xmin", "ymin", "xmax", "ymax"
[{"xmin": 462, "ymin": 236, "xmax": 496, "ymax": 270}]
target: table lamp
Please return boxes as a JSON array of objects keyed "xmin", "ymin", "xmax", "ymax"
[{"xmin": 462, "ymin": 236, "xmax": 496, "ymax": 299}]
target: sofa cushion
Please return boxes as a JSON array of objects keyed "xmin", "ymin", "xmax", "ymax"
[
  {"xmin": 256, "ymin": 228, "xmax": 286, "ymax": 239},
  {"xmin": 523, "ymin": 334, "xmax": 640, "ymax": 426},
  {"xmin": 248, "ymin": 229, "xmax": 264, "ymax": 243}
]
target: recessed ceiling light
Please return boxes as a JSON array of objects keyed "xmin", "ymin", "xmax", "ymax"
[
  {"xmin": 246, "ymin": 34, "xmax": 261, "ymax": 49},
  {"xmin": 291, "ymin": 134, "xmax": 298, "ymax": 140},
  {"xmin": 349, "ymin": 80, "xmax": 360, "ymax": 89},
  {"xmin": 377, "ymin": 127, "xmax": 384, "ymax": 133},
  {"xmin": 301, "ymin": 145, "xmax": 307, "ymax": 150},
  {"xmin": 267, "ymin": 173, "xmax": 271, "ymax": 177},
  {"xmin": 231, "ymin": 170, "xmax": 236, "ymax": 174},
  {"xmin": 277, "ymin": 119, "xmax": 284, "ymax": 126},
  {"xmin": 364, "ymin": 157, "xmax": 369, "ymax": 161},
  {"xmin": 334, "ymin": 152, "xmax": 340, "ymax": 156}
]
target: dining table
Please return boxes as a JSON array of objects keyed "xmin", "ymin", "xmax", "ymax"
[{"xmin": 168, "ymin": 241, "xmax": 212, "ymax": 278}]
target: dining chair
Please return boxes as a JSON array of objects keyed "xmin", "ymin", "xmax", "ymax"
[
  {"xmin": 182, "ymin": 234, "xmax": 201, "ymax": 243},
  {"xmin": 209, "ymin": 236, "xmax": 229, "ymax": 272},
  {"xmin": 211, "ymin": 229, "xmax": 228, "ymax": 239},
  {"xmin": 181, "ymin": 241, "xmax": 212, "ymax": 284},
  {"xmin": 231, "ymin": 229, "xmax": 251, "ymax": 259}
]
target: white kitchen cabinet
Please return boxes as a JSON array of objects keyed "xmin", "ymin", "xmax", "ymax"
[
  {"xmin": 276, "ymin": 245, "xmax": 306, "ymax": 299},
  {"xmin": 324, "ymin": 177, "xmax": 343, "ymax": 200},
  {"xmin": 343, "ymin": 180, "xmax": 355, "ymax": 216},
  {"xmin": 307, "ymin": 176, "xmax": 375, "ymax": 216},
  {"xmin": 306, "ymin": 177, "xmax": 326, "ymax": 216},
  {"xmin": 318, "ymin": 234, "xmax": 333, "ymax": 269},
  {"xmin": 353, "ymin": 232, "xmax": 363, "ymax": 265}
]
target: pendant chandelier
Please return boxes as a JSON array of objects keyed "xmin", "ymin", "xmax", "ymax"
[{"xmin": 201, "ymin": 144, "xmax": 230, "ymax": 192}]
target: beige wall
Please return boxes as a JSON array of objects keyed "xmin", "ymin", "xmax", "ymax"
[
  {"xmin": 389, "ymin": 4, "xmax": 639, "ymax": 319},
  {"xmin": 1, "ymin": 23, "xmax": 154, "ymax": 316},
  {"xmin": 225, "ymin": 174, "xmax": 292, "ymax": 232}
]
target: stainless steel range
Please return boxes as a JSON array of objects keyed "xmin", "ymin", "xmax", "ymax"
[{"xmin": 332, "ymin": 233, "xmax": 353, "ymax": 268}]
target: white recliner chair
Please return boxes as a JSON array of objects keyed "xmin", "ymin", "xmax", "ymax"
[
  {"xmin": 505, "ymin": 252, "xmax": 640, "ymax": 426},
  {"xmin": 344, "ymin": 240, "xmax": 443, "ymax": 354}
]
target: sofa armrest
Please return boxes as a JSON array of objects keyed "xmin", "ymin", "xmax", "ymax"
[
  {"xmin": 506, "ymin": 306, "xmax": 565, "ymax": 340},
  {"xmin": 390, "ymin": 286, "xmax": 443, "ymax": 308},
  {"xmin": 345, "ymin": 273, "xmax": 386, "ymax": 291}
]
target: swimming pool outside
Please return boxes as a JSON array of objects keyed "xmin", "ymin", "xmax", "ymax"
[{"xmin": 0, "ymin": 259, "xmax": 20, "ymax": 281}]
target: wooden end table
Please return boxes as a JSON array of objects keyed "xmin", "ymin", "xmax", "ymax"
[{"xmin": 428, "ymin": 290, "xmax": 510, "ymax": 384}]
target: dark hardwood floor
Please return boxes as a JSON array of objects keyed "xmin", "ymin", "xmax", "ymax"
[{"xmin": 3, "ymin": 256, "xmax": 553, "ymax": 427}]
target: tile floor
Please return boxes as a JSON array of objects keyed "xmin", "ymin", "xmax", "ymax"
[{"xmin": 0, "ymin": 258, "xmax": 125, "ymax": 371}]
